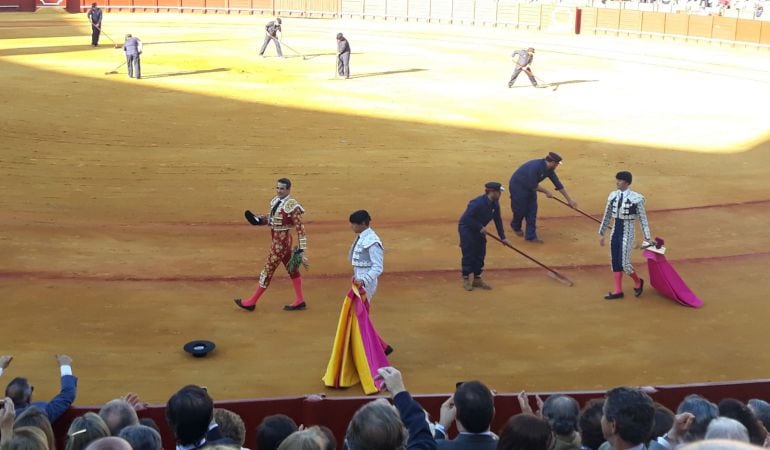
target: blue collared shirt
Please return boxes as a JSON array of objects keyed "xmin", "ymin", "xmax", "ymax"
[
  {"xmin": 459, "ymin": 194, "xmax": 506, "ymax": 240},
  {"xmin": 509, "ymin": 158, "xmax": 564, "ymax": 192}
]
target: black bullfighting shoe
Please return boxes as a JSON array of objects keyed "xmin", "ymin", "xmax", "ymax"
[{"xmin": 283, "ymin": 302, "xmax": 307, "ymax": 311}]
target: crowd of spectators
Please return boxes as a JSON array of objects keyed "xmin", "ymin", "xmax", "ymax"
[{"xmin": 3, "ymin": 355, "xmax": 770, "ymax": 450}]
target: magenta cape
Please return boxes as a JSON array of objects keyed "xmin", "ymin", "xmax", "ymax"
[
  {"xmin": 643, "ymin": 250, "xmax": 703, "ymax": 308},
  {"xmin": 322, "ymin": 284, "xmax": 390, "ymax": 394}
]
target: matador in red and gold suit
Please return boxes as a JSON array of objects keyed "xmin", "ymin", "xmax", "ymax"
[{"xmin": 235, "ymin": 178, "xmax": 308, "ymax": 311}]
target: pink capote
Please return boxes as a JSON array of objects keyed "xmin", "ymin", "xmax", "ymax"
[
  {"xmin": 322, "ymin": 284, "xmax": 390, "ymax": 394},
  {"xmin": 643, "ymin": 250, "xmax": 703, "ymax": 308}
]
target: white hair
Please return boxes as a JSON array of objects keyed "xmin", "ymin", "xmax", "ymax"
[{"xmin": 705, "ymin": 417, "xmax": 749, "ymax": 442}]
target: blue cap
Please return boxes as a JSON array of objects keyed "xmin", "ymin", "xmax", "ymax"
[{"xmin": 485, "ymin": 182, "xmax": 504, "ymax": 192}]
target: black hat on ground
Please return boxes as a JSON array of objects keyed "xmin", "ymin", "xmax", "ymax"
[
  {"xmin": 616, "ymin": 171, "xmax": 633, "ymax": 184},
  {"xmin": 484, "ymin": 182, "xmax": 505, "ymax": 192},
  {"xmin": 183, "ymin": 340, "xmax": 216, "ymax": 358}
]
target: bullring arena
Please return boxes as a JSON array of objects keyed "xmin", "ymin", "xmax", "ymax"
[{"xmin": 2, "ymin": 0, "xmax": 770, "ymax": 443}]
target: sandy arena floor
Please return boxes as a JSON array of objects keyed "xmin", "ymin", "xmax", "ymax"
[{"xmin": 1, "ymin": 10, "xmax": 769, "ymax": 404}]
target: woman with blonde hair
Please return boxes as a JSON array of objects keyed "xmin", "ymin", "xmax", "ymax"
[
  {"xmin": 1, "ymin": 426, "xmax": 50, "ymax": 450},
  {"xmin": 65, "ymin": 413, "xmax": 110, "ymax": 450},
  {"xmin": 14, "ymin": 407, "xmax": 55, "ymax": 450}
]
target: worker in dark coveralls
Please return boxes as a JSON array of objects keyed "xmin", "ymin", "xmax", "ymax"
[
  {"xmin": 259, "ymin": 18, "xmax": 283, "ymax": 57},
  {"xmin": 508, "ymin": 47, "xmax": 537, "ymax": 88},
  {"xmin": 508, "ymin": 152, "xmax": 578, "ymax": 244},
  {"xmin": 123, "ymin": 34, "xmax": 142, "ymax": 79},
  {"xmin": 87, "ymin": 2, "xmax": 103, "ymax": 47},
  {"xmin": 458, "ymin": 182, "xmax": 509, "ymax": 291},
  {"xmin": 336, "ymin": 32, "xmax": 351, "ymax": 79}
]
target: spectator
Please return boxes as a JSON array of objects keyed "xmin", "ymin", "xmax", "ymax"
[
  {"xmin": 213, "ymin": 409, "xmax": 246, "ymax": 448},
  {"xmin": 84, "ymin": 437, "xmax": 132, "ymax": 450},
  {"xmin": 717, "ymin": 399, "xmax": 766, "ymax": 445},
  {"xmin": 542, "ymin": 395, "xmax": 581, "ymax": 450},
  {"xmin": 98, "ymin": 400, "xmax": 139, "ymax": 436},
  {"xmin": 14, "ymin": 406, "xmax": 55, "ymax": 450},
  {"xmin": 747, "ymin": 399, "xmax": 770, "ymax": 432},
  {"xmin": 677, "ymin": 395, "xmax": 719, "ymax": 443},
  {"xmin": 117, "ymin": 425, "xmax": 162, "ymax": 450},
  {"xmin": 256, "ymin": 415, "xmax": 298, "ymax": 450},
  {"xmin": 65, "ymin": 413, "xmax": 110, "ymax": 450},
  {"xmin": 167, "ymin": 385, "xmax": 215, "ymax": 449},
  {"xmin": 705, "ymin": 418, "xmax": 748, "ymax": 442},
  {"xmin": 345, "ymin": 367, "xmax": 436, "ymax": 450},
  {"xmin": 649, "ymin": 404, "xmax": 675, "ymax": 441},
  {"xmin": 679, "ymin": 439, "xmax": 758, "ymax": 450},
  {"xmin": 317, "ymin": 426, "xmax": 337, "ymax": 450},
  {"xmin": 3, "ymin": 426, "xmax": 50, "ymax": 450},
  {"xmin": 0, "ymin": 357, "xmax": 12, "ymax": 378},
  {"xmin": 579, "ymin": 399, "xmax": 605, "ymax": 450},
  {"xmin": 497, "ymin": 413, "xmax": 553, "ymax": 450},
  {"xmin": 138, "ymin": 419, "xmax": 160, "ymax": 434},
  {"xmin": 4, "ymin": 355, "xmax": 77, "ymax": 423},
  {"xmin": 277, "ymin": 427, "xmax": 328, "ymax": 450},
  {"xmin": 435, "ymin": 381, "xmax": 497, "ymax": 449},
  {"xmin": 601, "ymin": 387, "xmax": 655, "ymax": 450}
]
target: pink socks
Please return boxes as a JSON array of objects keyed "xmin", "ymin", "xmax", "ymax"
[
  {"xmin": 612, "ymin": 272, "xmax": 623, "ymax": 294},
  {"xmin": 289, "ymin": 276, "xmax": 305, "ymax": 306}
]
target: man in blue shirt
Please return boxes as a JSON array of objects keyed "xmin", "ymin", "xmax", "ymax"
[
  {"xmin": 3, "ymin": 354, "xmax": 78, "ymax": 423},
  {"xmin": 458, "ymin": 182, "xmax": 509, "ymax": 291},
  {"xmin": 508, "ymin": 152, "xmax": 578, "ymax": 243}
]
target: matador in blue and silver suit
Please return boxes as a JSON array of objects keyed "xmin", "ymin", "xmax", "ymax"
[
  {"xmin": 458, "ymin": 182, "xmax": 508, "ymax": 291},
  {"xmin": 598, "ymin": 171, "xmax": 652, "ymax": 300}
]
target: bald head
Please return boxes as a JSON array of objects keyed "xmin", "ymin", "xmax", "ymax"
[
  {"xmin": 542, "ymin": 395, "xmax": 580, "ymax": 436},
  {"xmin": 99, "ymin": 399, "xmax": 139, "ymax": 436},
  {"xmin": 85, "ymin": 437, "xmax": 132, "ymax": 450}
]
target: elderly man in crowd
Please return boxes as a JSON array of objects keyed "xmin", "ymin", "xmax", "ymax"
[
  {"xmin": 99, "ymin": 399, "xmax": 139, "ymax": 436},
  {"xmin": 118, "ymin": 425, "xmax": 163, "ymax": 450},
  {"xmin": 345, "ymin": 366, "xmax": 436, "ymax": 450},
  {"xmin": 651, "ymin": 394, "xmax": 719, "ymax": 450},
  {"xmin": 543, "ymin": 395, "xmax": 582, "ymax": 450}
]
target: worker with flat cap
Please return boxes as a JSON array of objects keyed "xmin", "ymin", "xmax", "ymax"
[
  {"xmin": 508, "ymin": 152, "xmax": 578, "ymax": 243},
  {"xmin": 458, "ymin": 182, "xmax": 510, "ymax": 291}
]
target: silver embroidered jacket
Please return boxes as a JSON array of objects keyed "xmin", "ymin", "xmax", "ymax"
[
  {"xmin": 348, "ymin": 228, "xmax": 384, "ymax": 298},
  {"xmin": 598, "ymin": 189, "xmax": 651, "ymax": 240}
]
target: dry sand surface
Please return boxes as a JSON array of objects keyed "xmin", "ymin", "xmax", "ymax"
[{"xmin": 1, "ymin": 10, "xmax": 769, "ymax": 403}]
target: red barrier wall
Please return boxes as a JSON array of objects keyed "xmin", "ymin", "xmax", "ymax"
[
  {"xmin": 0, "ymin": 0, "xmax": 35, "ymax": 12},
  {"xmin": 50, "ymin": 379, "xmax": 770, "ymax": 450}
]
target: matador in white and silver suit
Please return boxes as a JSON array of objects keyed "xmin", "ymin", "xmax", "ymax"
[
  {"xmin": 598, "ymin": 171, "xmax": 652, "ymax": 300},
  {"xmin": 348, "ymin": 210, "xmax": 384, "ymax": 300}
]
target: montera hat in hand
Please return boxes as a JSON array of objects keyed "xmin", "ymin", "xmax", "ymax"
[{"xmin": 183, "ymin": 340, "xmax": 216, "ymax": 358}]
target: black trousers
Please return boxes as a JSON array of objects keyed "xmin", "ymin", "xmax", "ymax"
[{"xmin": 91, "ymin": 25, "xmax": 101, "ymax": 46}]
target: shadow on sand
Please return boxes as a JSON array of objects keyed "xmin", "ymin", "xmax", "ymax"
[{"xmin": 140, "ymin": 68, "xmax": 230, "ymax": 79}]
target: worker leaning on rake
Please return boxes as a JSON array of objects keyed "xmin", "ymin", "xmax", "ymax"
[
  {"xmin": 124, "ymin": 34, "xmax": 142, "ymax": 79},
  {"xmin": 458, "ymin": 182, "xmax": 510, "ymax": 292},
  {"xmin": 509, "ymin": 47, "xmax": 540, "ymax": 88},
  {"xmin": 87, "ymin": 2, "xmax": 103, "ymax": 47}
]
